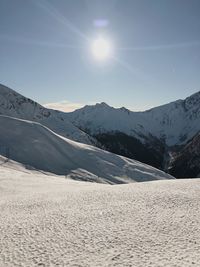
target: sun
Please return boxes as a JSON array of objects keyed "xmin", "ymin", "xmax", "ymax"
[{"xmin": 91, "ymin": 37, "xmax": 112, "ymax": 61}]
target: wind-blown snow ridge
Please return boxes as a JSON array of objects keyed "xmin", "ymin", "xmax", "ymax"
[{"xmin": 0, "ymin": 115, "xmax": 173, "ymax": 183}]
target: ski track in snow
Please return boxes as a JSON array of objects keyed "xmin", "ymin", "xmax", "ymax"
[{"xmin": 0, "ymin": 167, "xmax": 200, "ymax": 267}]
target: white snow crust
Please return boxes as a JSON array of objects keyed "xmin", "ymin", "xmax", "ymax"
[{"xmin": 0, "ymin": 164, "xmax": 199, "ymax": 266}]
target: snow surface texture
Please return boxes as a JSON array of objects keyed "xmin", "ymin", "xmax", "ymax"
[
  {"xmin": 0, "ymin": 84, "xmax": 95, "ymax": 145},
  {"xmin": 67, "ymin": 92, "xmax": 200, "ymax": 146},
  {"xmin": 0, "ymin": 115, "xmax": 173, "ymax": 183},
  {"xmin": 0, "ymin": 164, "xmax": 200, "ymax": 267}
]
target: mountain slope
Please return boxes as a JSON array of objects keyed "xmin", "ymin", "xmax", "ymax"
[
  {"xmin": 170, "ymin": 131, "xmax": 200, "ymax": 178},
  {"xmin": 67, "ymin": 92, "xmax": 200, "ymax": 147},
  {"xmin": 0, "ymin": 115, "xmax": 173, "ymax": 183},
  {"xmin": 66, "ymin": 92, "xmax": 200, "ymax": 176},
  {"xmin": 1, "ymin": 83, "xmax": 200, "ymax": 178},
  {"xmin": 0, "ymin": 84, "xmax": 95, "ymax": 145}
]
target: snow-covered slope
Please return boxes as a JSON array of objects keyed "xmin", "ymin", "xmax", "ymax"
[
  {"xmin": 0, "ymin": 167, "xmax": 200, "ymax": 266},
  {"xmin": 67, "ymin": 92, "xmax": 200, "ymax": 146},
  {"xmin": 65, "ymin": 93, "xmax": 200, "ymax": 177},
  {"xmin": 1, "ymin": 83, "xmax": 200, "ymax": 178},
  {"xmin": 0, "ymin": 84, "xmax": 95, "ymax": 145},
  {"xmin": 0, "ymin": 115, "xmax": 173, "ymax": 183}
]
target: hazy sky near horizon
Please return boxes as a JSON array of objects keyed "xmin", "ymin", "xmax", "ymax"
[{"xmin": 0, "ymin": 0, "xmax": 200, "ymax": 111}]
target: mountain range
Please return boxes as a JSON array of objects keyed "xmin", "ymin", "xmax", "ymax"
[
  {"xmin": 0, "ymin": 84, "xmax": 173, "ymax": 183},
  {"xmin": 66, "ymin": 91, "xmax": 200, "ymax": 178},
  {"xmin": 0, "ymin": 83, "xmax": 200, "ymax": 178}
]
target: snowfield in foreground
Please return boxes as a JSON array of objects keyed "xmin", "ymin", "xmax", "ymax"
[{"xmin": 0, "ymin": 164, "xmax": 200, "ymax": 267}]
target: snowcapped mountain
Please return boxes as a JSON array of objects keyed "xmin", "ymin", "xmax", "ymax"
[
  {"xmin": 66, "ymin": 92, "xmax": 200, "ymax": 146},
  {"xmin": 0, "ymin": 115, "xmax": 173, "ymax": 183},
  {"xmin": 0, "ymin": 84, "xmax": 95, "ymax": 145},
  {"xmin": 1, "ymin": 83, "xmax": 200, "ymax": 178},
  {"xmin": 66, "ymin": 92, "xmax": 200, "ymax": 177}
]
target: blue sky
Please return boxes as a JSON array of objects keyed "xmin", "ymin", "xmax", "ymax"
[{"xmin": 0, "ymin": 0, "xmax": 200, "ymax": 111}]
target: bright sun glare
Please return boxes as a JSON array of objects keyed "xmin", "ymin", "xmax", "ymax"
[{"xmin": 91, "ymin": 37, "xmax": 112, "ymax": 61}]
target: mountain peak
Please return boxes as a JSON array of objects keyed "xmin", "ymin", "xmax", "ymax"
[
  {"xmin": 119, "ymin": 107, "xmax": 131, "ymax": 114},
  {"xmin": 185, "ymin": 90, "xmax": 200, "ymax": 101},
  {"xmin": 95, "ymin": 102, "xmax": 110, "ymax": 108},
  {"xmin": 184, "ymin": 90, "xmax": 200, "ymax": 111},
  {"xmin": 0, "ymin": 83, "xmax": 40, "ymax": 113}
]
